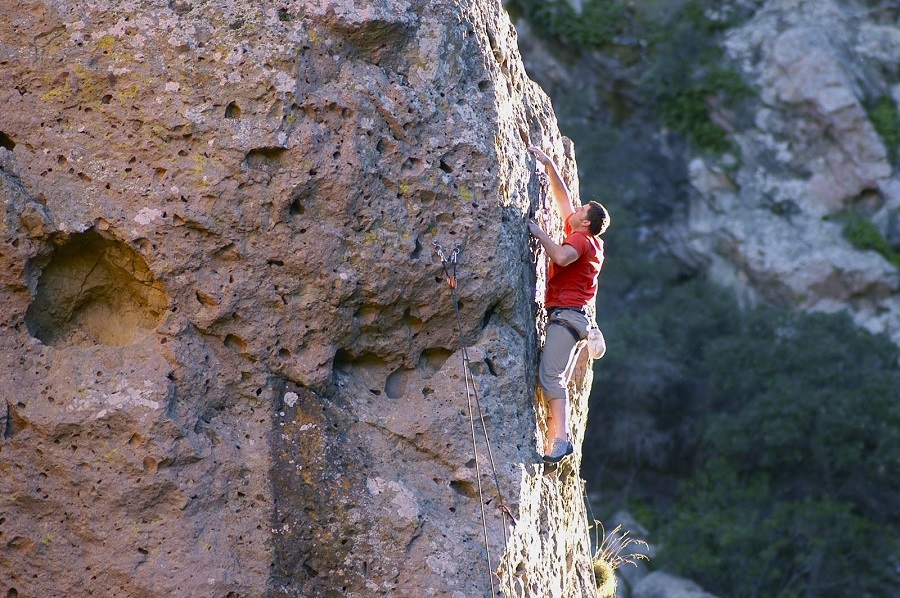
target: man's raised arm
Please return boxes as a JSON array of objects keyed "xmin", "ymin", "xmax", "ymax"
[{"xmin": 529, "ymin": 146, "xmax": 574, "ymax": 220}]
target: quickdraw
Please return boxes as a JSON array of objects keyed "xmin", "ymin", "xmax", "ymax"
[{"xmin": 433, "ymin": 241, "xmax": 459, "ymax": 289}]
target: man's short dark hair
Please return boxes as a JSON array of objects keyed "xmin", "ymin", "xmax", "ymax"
[{"xmin": 585, "ymin": 201, "xmax": 610, "ymax": 236}]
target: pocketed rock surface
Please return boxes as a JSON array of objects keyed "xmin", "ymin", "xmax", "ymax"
[{"xmin": 0, "ymin": 1, "xmax": 597, "ymax": 596}]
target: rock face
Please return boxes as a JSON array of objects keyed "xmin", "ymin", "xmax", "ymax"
[
  {"xmin": 676, "ymin": 0, "xmax": 900, "ymax": 344},
  {"xmin": 0, "ymin": 1, "xmax": 597, "ymax": 596}
]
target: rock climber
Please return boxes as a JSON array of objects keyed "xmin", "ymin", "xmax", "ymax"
[{"xmin": 527, "ymin": 146, "xmax": 610, "ymax": 463}]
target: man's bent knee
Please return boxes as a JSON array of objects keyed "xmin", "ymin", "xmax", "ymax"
[{"xmin": 537, "ymin": 379, "xmax": 567, "ymax": 402}]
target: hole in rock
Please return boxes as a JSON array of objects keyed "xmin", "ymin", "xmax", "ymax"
[
  {"xmin": 484, "ymin": 358, "xmax": 498, "ymax": 377},
  {"xmin": 244, "ymin": 147, "xmax": 287, "ymax": 171},
  {"xmin": 25, "ymin": 231, "xmax": 168, "ymax": 347},
  {"xmin": 0, "ymin": 131, "xmax": 15, "ymax": 151},
  {"xmin": 289, "ymin": 196, "xmax": 305, "ymax": 216},
  {"xmin": 449, "ymin": 479, "xmax": 477, "ymax": 499},
  {"xmin": 333, "ymin": 349, "xmax": 394, "ymax": 394},
  {"xmin": 410, "ymin": 236, "xmax": 423, "ymax": 260},
  {"xmin": 225, "ymin": 334, "xmax": 248, "ymax": 355},
  {"xmin": 384, "ymin": 369, "xmax": 409, "ymax": 399},
  {"xmin": 4, "ymin": 402, "xmax": 28, "ymax": 439},
  {"xmin": 482, "ymin": 302, "xmax": 499, "ymax": 329},
  {"xmin": 417, "ymin": 347, "xmax": 452, "ymax": 374},
  {"xmin": 224, "ymin": 101, "xmax": 241, "ymax": 119},
  {"xmin": 400, "ymin": 157, "xmax": 424, "ymax": 177}
]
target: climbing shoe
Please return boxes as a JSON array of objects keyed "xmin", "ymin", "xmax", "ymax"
[{"xmin": 543, "ymin": 438, "xmax": 573, "ymax": 463}]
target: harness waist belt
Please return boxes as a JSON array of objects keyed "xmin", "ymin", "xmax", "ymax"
[
  {"xmin": 548, "ymin": 306, "xmax": 587, "ymax": 316},
  {"xmin": 549, "ymin": 316, "xmax": 584, "ymax": 343}
]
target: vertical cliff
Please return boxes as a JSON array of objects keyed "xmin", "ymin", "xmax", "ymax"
[{"xmin": 0, "ymin": 1, "xmax": 597, "ymax": 596}]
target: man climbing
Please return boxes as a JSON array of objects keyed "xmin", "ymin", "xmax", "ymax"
[{"xmin": 527, "ymin": 146, "xmax": 610, "ymax": 463}]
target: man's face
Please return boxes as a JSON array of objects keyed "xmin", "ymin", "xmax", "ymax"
[{"xmin": 574, "ymin": 204, "xmax": 591, "ymax": 225}]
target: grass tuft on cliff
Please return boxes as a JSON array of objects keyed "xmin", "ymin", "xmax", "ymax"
[
  {"xmin": 866, "ymin": 94, "xmax": 900, "ymax": 165},
  {"xmin": 826, "ymin": 208, "xmax": 900, "ymax": 268},
  {"xmin": 591, "ymin": 522, "xmax": 649, "ymax": 597}
]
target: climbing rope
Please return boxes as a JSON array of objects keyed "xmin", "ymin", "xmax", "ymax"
[
  {"xmin": 582, "ymin": 479, "xmax": 602, "ymax": 591},
  {"xmin": 433, "ymin": 240, "xmax": 515, "ymax": 597}
]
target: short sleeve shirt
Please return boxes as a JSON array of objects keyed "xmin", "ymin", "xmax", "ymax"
[{"xmin": 545, "ymin": 214, "xmax": 604, "ymax": 309}]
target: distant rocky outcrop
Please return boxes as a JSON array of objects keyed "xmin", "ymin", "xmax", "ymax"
[
  {"xmin": 682, "ymin": 0, "xmax": 900, "ymax": 345},
  {"xmin": 0, "ymin": 1, "xmax": 598, "ymax": 596},
  {"xmin": 632, "ymin": 572, "xmax": 718, "ymax": 598}
]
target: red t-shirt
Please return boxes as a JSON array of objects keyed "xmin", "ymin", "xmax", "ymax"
[{"xmin": 545, "ymin": 214, "xmax": 604, "ymax": 309}]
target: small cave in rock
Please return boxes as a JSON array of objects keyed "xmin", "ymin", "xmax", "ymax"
[
  {"xmin": 224, "ymin": 101, "xmax": 241, "ymax": 119},
  {"xmin": 449, "ymin": 479, "xmax": 477, "ymax": 499},
  {"xmin": 244, "ymin": 147, "xmax": 288, "ymax": 171},
  {"xmin": 384, "ymin": 368, "xmax": 410, "ymax": 399},
  {"xmin": 417, "ymin": 347, "xmax": 453, "ymax": 376},
  {"xmin": 24, "ymin": 230, "xmax": 169, "ymax": 347},
  {"xmin": 0, "ymin": 131, "xmax": 15, "ymax": 151},
  {"xmin": 332, "ymin": 349, "xmax": 394, "ymax": 396}
]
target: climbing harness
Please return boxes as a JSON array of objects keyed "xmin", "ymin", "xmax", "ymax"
[
  {"xmin": 549, "ymin": 314, "xmax": 585, "ymax": 343},
  {"xmin": 433, "ymin": 240, "xmax": 516, "ymax": 597},
  {"xmin": 548, "ymin": 312, "xmax": 607, "ymax": 360}
]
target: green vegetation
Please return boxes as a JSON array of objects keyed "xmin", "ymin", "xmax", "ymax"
[
  {"xmin": 506, "ymin": 0, "xmax": 628, "ymax": 48},
  {"xmin": 640, "ymin": 1, "xmax": 754, "ymax": 154},
  {"xmin": 866, "ymin": 95, "xmax": 900, "ymax": 165},
  {"xmin": 827, "ymin": 209, "xmax": 900, "ymax": 268},
  {"xmin": 590, "ymin": 276, "xmax": 900, "ymax": 596},
  {"xmin": 662, "ymin": 467, "xmax": 883, "ymax": 597},
  {"xmin": 659, "ymin": 306, "xmax": 900, "ymax": 595},
  {"xmin": 511, "ymin": 0, "xmax": 755, "ymax": 154}
]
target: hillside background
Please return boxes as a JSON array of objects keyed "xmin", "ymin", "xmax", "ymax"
[{"xmin": 509, "ymin": 0, "xmax": 900, "ymax": 596}]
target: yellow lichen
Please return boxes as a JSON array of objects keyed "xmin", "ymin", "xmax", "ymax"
[
  {"xmin": 74, "ymin": 64, "xmax": 101, "ymax": 100},
  {"xmin": 119, "ymin": 84, "xmax": 139, "ymax": 100},
  {"xmin": 41, "ymin": 87, "xmax": 69, "ymax": 102},
  {"xmin": 192, "ymin": 154, "xmax": 206, "ymax": 175},
  {"xmin": 96, "ymin": 35, "xmax": 116, "ymax": 52}
]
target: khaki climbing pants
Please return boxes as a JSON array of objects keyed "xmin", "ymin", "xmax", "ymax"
[{"xmin": 538, "ymin": 308, "xmax": 589, "ymax": 401}]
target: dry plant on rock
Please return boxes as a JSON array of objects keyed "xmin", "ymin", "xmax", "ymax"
[{"xmin": 591, "ymin": 522, "xmax": 650, "ymax": 597}]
